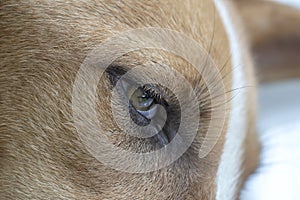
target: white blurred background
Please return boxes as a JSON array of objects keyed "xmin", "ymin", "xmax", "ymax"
[{"xmin": 242, "ymin": 80, "xmax": 300, "ymax": 200}]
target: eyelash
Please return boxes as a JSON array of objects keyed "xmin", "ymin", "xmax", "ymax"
[
  {"xmin": 104, "ymin": 65, "xmax": 166, "ymax": 106},
  {"xmin": 141, "ymin": 84, "xmax": 163, "ymax": 104}
]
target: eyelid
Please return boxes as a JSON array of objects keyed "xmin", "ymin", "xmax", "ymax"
[
  {"xmin": 106, "ymin": 65, "xmax": 164, "ymax": 111},
  {"xmin": 117, "ymin": 77, "xmax": 161, "ymax": 101}
]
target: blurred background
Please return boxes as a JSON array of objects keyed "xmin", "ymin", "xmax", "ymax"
[{"xmin": 238, "ymin": 1, "xmax": 300, "ymax": 199}]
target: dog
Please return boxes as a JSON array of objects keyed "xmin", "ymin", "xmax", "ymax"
[{"xmin": 0, "ymin": 0, "xmax": 260, "ymax": 199}]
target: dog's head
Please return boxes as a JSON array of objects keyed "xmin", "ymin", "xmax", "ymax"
[{"xmin": 0, "ymin": 0, "xmax": 256, "ymax": 199}]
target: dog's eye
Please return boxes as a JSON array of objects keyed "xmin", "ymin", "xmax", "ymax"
[
  {"xmin": 130, "ymin": 87, "xmax": 154, "ymax": 111},
  {"xmin": 129, "ymin": 86, "xmax": 160, "ymax": 120},
  {"xmin": 105, "ymin": 65, "xmax": 164, "ymax": 120}
]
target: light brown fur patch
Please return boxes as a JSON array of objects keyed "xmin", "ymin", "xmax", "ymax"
[{"xmin": 1, "ymin": 1, "xmax": 258, "ymax": 199}]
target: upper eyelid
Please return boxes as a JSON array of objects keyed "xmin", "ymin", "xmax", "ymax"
[
  {"xmin": 105, "ymin": 65, "xmax": 166, "ymax": 105},
  {"xmin": 142, "ymin": 85, "xmax": 163, "ymax": 102}
]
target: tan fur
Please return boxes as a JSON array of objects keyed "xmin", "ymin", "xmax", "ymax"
[{"xmin": 0, "ymin": 1, "xmax": 258, "ymax": 199}]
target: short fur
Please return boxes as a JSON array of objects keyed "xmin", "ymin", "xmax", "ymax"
[{"xmin": 0, "ymin": 0, "xmax": 258, "ymax": 199}]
